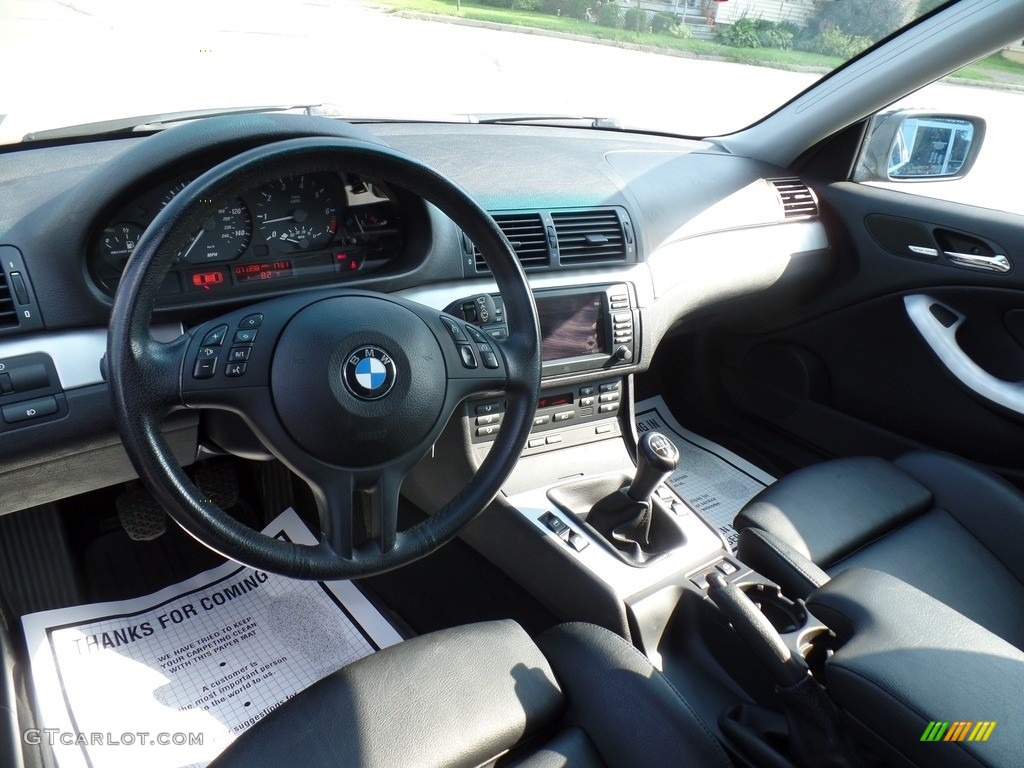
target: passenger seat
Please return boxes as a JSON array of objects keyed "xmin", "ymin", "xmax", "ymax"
[{"xmin": 733, "ymin": 450, "xmax": 1024, "ymax": 650}]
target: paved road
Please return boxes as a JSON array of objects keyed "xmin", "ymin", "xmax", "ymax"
[{"xmin": 0, "ymin": 0, "xmax": 1020, "ymax": 212}]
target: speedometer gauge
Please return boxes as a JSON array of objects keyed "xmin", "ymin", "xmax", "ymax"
[
  {"xmin": 254, "ymin": 175, "xmax": 339, "ymax": 252},
  {"xmin": 178, "ymin": 200, "xmax": 252, "ymax": 264}
]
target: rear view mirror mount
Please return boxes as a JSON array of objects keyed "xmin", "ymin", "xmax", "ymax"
[{"xmin": 854, "ymin": 110, "xmax": 986, "ymax": 183}]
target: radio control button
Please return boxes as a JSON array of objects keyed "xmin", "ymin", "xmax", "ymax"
[
  {"xmin": 458, "ymin": 345, "xmax": 478, "ymax": 369},
  {"xmin": 579, "ymin": 396, "xmax": 595, "ymax": 407},
  {"xmin": 193, "ymin": 357, "xmax": 217, "ymax": 379},
  {"xmin": 610, "ymin": 293, "xmax": 628, "ymax": 302},
  {"xmin": 610, "ymin": 301, "xmax": 629, "ymax": 310},
  {"xmin": 201, "ymin": 325, "xmax": 229, "ymax": 347},
  {"xmin": 476, "ymin": 402, "xmax": 501, "ymax": 415},
  {"xmin": 476, "ymin": 424, "xmax": 500, "ymax": 437},
  {"xmin": 554, "ymin": 410, "xmax": 574, "ymax": 422},
  {"xmin": 546, "ymin": 434, "xmax": 563, "ymax": 445},
  {"xmin": 613, "ymin": 312, "xmax": 631, "ymax": 324},
  {"xmin": 599, "ymin": 381, "xmax": 621, "ymax": 392},
  {"xmin": 599, "ymin": 392, "xmax": 620, "ymax": 403},
  {"xmin": 477, "ymin": 413, "xmax": 501, "ymax": 426},
  {"xmin": 533, "ymin": 415, "xmax": 550, "ymax": 427},
  {"xmin": 595, "ymin": 424, "xmax": 614, "ymax": 435},
  {"xmin": 528, "ymin": 437, "xmax": 545, "ymax": 449},
  {"xmin": 599, "ymin": 403, "xmax": 619, "ymax": 414}
]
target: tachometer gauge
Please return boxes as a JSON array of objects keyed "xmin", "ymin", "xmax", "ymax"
[
  {"xmin": 178, "ymin": 200, "xmax": 252, "ymax": 264},
  {"xmin": 99, "ymin": 222, "xmax": 144, "ymax": 268},
  {"xmin": 254, "ymin": 175, "xmax": 339, "ymax": 252}
]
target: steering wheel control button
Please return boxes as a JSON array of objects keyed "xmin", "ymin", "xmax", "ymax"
[
  {"xmin": 201, "ymin": 325, "xmax": 229, "ymax": 346},
  {"xmin": 233, "ymin": 328, "xmax": 258, "ymax": 344},
  {"xmin": 0, "ymin": 373, "xmax": 11, "ymax": 393},
  {"xmin": 458, "ymin": 344, "xmax": 478, "ymax": 369},
  {"xmin": 481, "ymin": 351, "xmax": 499, "ymax": 370},
  {"xmin": 197, "ymin": 346, "xmax": 218, "ymax": 359},
  {"xmin": 465, "ymin": 325, "xmax": 490, "ymax": 344},
  {"xmin": 238, "ymin": 313, "xmax": 264, "ymax": 329},
  {"xmin": 225, "ymin": 362, "xmax": 247, "ymax": 377},
  {"xmin": 193, "ymin": 357, "xmax": 217, "ymax": 379},
  {"xmin": 227, "ymin": 347, "xmax": 251, "ymax": 362},
  {"xmin": 2, "ymin": 395, "xmax": 58, "ymax": 424},
  {"xmin": 343, "ymin": 346, "xmax": 397, "ymax": 400},
  {"xmin": 440, "ymin": 316, "xmax": 468, "ymax": 341}
]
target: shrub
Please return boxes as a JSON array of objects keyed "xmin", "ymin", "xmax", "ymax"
[
  {"xmin": 540, "ymin": 0, "xmax": 589, "ymax": 17},
  {"xmin": 718, "ymin": 16, "xmax": 762, "ymax": 48},
  {"xmin": 668, "ymin": 22, "xmax": 692, "ymax": 39},
  {"xmin": 652, "ymin": 11, "xmax": 675, "ymax": 34},
  {"xmin": 596, "ymin": 2, "xmax": 621, "ymax": 27},
  {"xmin": 718, "ymin": 16, "xmax": 793, "ymax": 50},
  {"xmin": 623, "ymin": 7, "xmax": 652, "ymax": 31},
  {"xmin": 810, "ymin": 0, "xmax": 916, "ymax": 42},
  {"xmin": 511, "ymin": 0, "xmax": 542, "ymax": 9},
  {"xmin": 811, "ymin": 27, "xmax": 873, "ymax": 58}
]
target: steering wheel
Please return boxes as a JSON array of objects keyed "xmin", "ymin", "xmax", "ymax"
[{"xmin": 107, "ymin": 137, "xmax": 541, "ymax": 580}]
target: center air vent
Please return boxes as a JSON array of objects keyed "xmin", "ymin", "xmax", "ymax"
[
  {"xmin": 0, "ymin": 272, "xmax": 18, "ymax": 329},
  {"xmin": 551, "ymin": 209, "xmax": 627, "ymax": 265},
  {"xmin": 474, "ymin": 212, "xmax": 549, "ymax": 272},
  {"xmin": 769, "ymin": 178, "xmax": 819, "ymax": 219}
]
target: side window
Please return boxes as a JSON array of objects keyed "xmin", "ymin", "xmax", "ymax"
[{"xmin": 854, "ymin": 41, "xmax": 1024, "ymax": 216}]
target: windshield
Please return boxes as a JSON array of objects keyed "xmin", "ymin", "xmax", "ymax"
[{"xmin": 0, "ymin": 0, "xmax": 1010, "ymax": 144}]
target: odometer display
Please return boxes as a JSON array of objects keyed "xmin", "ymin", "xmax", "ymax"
[{"xmin": 233, "ymin": 260, "xmax": 293, "ymax": 282}]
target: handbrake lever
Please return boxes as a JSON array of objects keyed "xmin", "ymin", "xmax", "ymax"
[{"xmin": 706, "ymin": 571, "xmax": 807, "ymax": 687}]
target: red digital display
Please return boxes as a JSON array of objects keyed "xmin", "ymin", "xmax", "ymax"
[
  {"xmin": 233, "ymin": 260, "xmax": 293, "ymax": 282},
  {"xmin": 191, "ymin": 270, "xmax": 225, "ymax": 289},
  {"xmin": 537, "ymin": 392, "xmax": 574, "ymax": 410}
]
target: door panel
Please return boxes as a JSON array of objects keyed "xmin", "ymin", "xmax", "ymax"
[{"xmin": 684, "ymin": 181, "xmax": 1024, "ymax": 484}]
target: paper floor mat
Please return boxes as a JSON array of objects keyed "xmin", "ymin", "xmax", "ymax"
[{"xmin": 22, "ymin": 508, "xmax": 402, "ymax": 768}]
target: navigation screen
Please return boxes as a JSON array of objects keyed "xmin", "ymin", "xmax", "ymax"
[{"xmin": 537, "ymin": 292, "xmax": 605, "ymax": 361}]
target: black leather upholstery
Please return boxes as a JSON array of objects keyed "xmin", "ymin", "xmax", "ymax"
[
  {"xmin": 808, "ymin": 568, "xmax": 1024, "ymax": 768},
  {"xmin": 735, "ymin": 451, "xmax": 1024, "ymax": 650},
  {"xmin": 210, "ymin": 620, "xmax": 732, "ymax": 768}
]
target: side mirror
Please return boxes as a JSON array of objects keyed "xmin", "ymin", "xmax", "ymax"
[{"xmin": 853, "ymin": 111, "xmax": 986, "ymax": 183}]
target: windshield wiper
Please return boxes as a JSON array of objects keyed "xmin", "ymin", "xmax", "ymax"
[
  {"xmin": 472, "ymin": 113, "xmax": 623, "ymax": 130},
  {"xmin": 21, "ymin": 104, "xmax": 346, "ymax": 143}
]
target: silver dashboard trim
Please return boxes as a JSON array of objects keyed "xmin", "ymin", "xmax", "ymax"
[{"xmin": 0, "ymin": 324, "xmax": 184, "ymax": 391}]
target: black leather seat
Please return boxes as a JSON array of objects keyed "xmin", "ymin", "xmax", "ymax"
[
  {"xmin": 734, "ymin": 450, "xmax": 1024, "ymax": 650},
  {"xmin": 210, "ymin": 620, "xmax": 733, "ymax": 768}
]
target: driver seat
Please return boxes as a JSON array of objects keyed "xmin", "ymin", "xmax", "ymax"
[{"xmin": 209, "ymin": 620, "xmax": 732, "ymax": 768}]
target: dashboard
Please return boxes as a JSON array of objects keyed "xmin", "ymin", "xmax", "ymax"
[{"xmin": 0, "ymin": 113, "xmax": 833, "ymax": 515}]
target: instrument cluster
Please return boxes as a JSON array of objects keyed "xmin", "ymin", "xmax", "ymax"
[{"xmin": 88, "ymin": 171, "xmax": 404, "ymax": 303}]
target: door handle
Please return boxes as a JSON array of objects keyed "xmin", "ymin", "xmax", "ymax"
[
  {"xmin": 905, "ymin": 294, "xmax": 1024, "ymax": 415},
  {"xmin": 943, "ymin": 251, "xmax": 1011, "ymax": 273}
]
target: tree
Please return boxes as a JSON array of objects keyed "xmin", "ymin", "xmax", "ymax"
[{"xmin": 811, "ymin": 0, "xmax": 918, "ymax": 43}]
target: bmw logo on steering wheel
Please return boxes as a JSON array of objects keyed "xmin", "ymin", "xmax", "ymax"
[{"xmin": 343, "ymin": 346, "xmax": 397, "ymax": 400}]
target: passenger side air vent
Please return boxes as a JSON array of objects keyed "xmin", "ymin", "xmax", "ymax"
[
  {"xmin": 474, "ymin": 212, "xmax": 549, "ymax": 272},
  {"xmin": 769, "ymin": 178, "xmax": 819, "ymax": 218},
  {"xmin": 551, "ymin": 209, "xmax": 627, "ymax": 265},
  {"xmin": 0, "ymin": 272, "xmax": 18, "ymax": 329}
]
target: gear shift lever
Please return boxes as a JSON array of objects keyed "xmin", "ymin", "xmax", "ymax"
[{"xmin": 628, "ymin": 431, "xmax": 680, "ymax": 502}]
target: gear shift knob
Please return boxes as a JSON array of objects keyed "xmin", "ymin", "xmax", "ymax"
[{"xmin": 627, "ymin": 431, "xmax": 679, "ymax": 502}]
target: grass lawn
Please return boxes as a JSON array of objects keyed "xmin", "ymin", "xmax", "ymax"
[{"xmin": 374, "ymin": 0, "xmax": 1024, "ymax": 86}]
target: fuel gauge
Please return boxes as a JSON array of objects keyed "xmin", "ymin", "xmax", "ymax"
[{"xmin": 99, "ymin": 222, "xmax": 144, "ymax": 268}]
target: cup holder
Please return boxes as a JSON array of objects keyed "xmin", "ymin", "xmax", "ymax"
[{"xmin": 739, "ymin": 583, "xmax": 807, "ymax": 634}]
